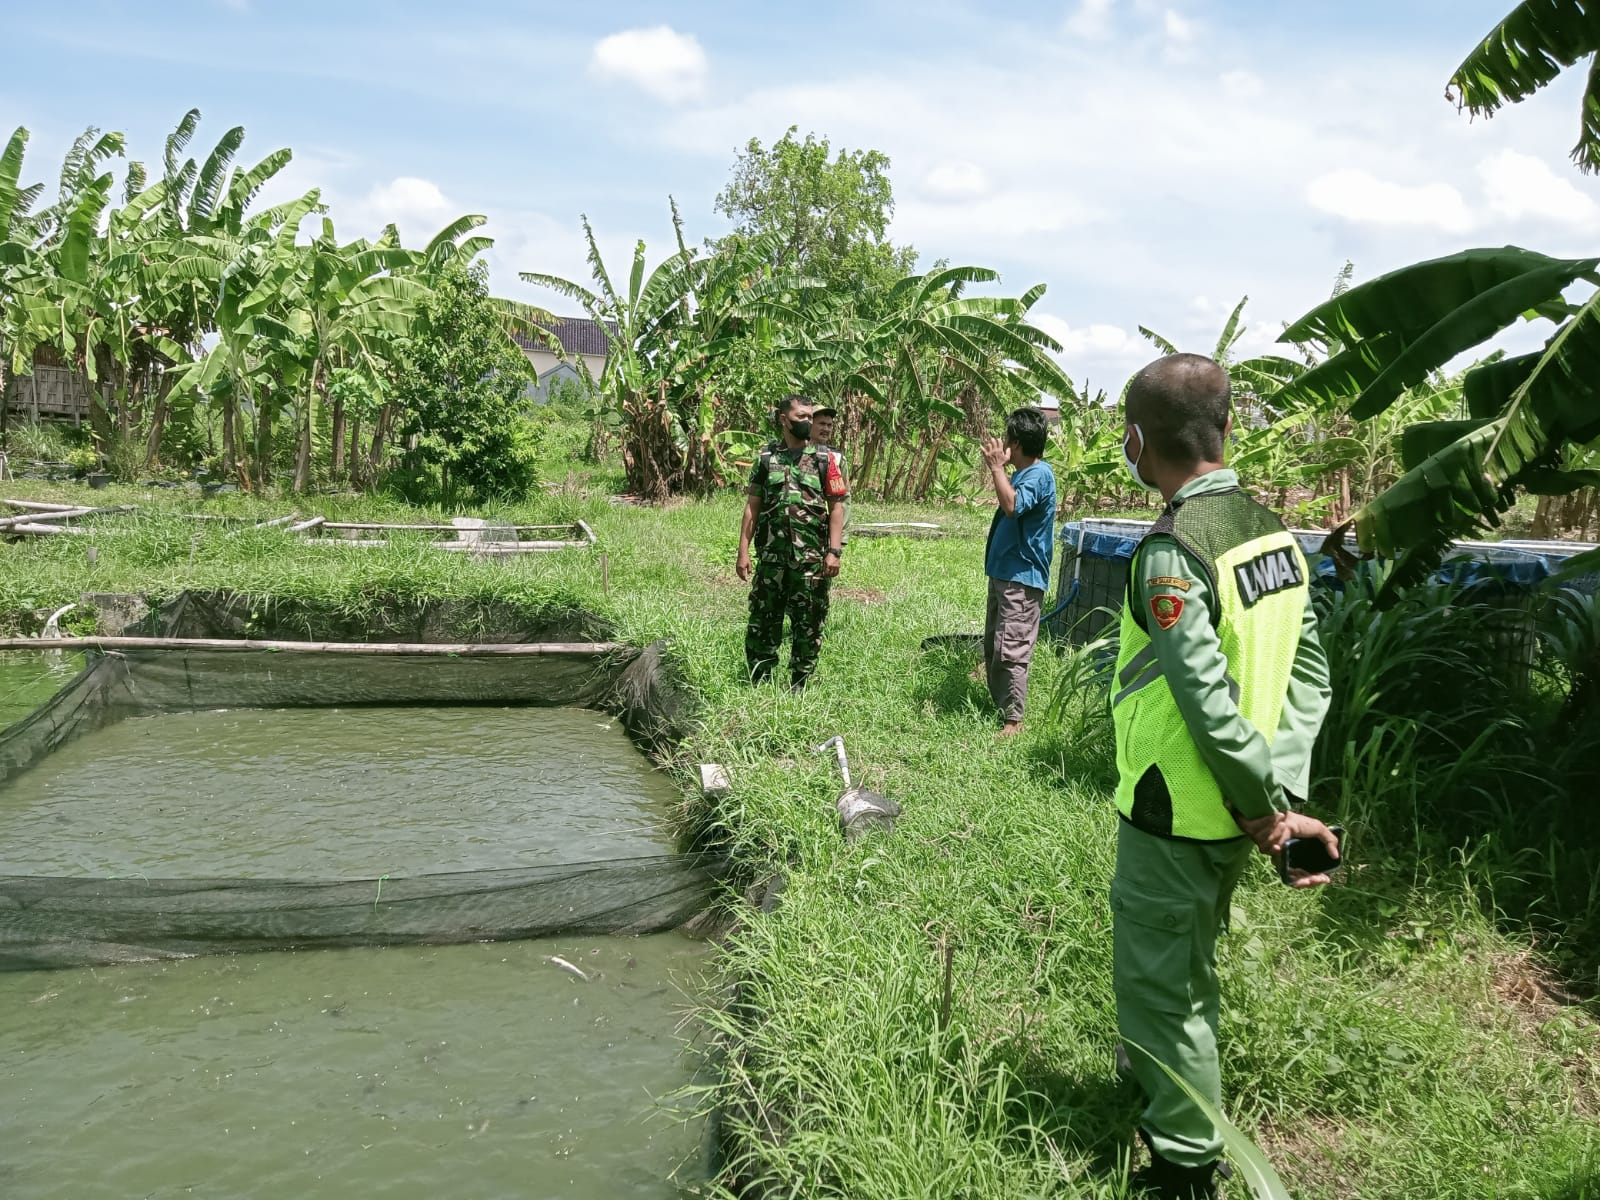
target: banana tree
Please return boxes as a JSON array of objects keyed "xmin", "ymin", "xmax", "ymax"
[
  {"xmin": 1138, "ymin": 295, "xmax": 1307, "ymax": 409},
  {"xmin": 1271, "ymin": 2, "xmax": 1600, "ymax": 591},
  {"xmin": 522, "ymin": 205, "xmax": 806, "ymax": 500},
  {"xmin": 132, "ymin": 110, "xmax": 294, "ymax": 466},
  {"xmin": 660, "ymin": 210, "xmax": 820, "ymax": 493},
  {"xmin": 0, "ymin": 126, "xmax": 51, "ymax": 449},
  {"xmin": 812, "ymin": 267, "xmax": 1077, "ymax": 499},
  {"xmin": 1448, "ymin": 0, "xmax": 1600, "ymax": 173},
  {"xmin": 241, "ymin": 218, "xmax": 425, "ymax": 491},
  {"xmin": 1277, "ymin": 246, "xmax": 1600, "ymax": 588}
]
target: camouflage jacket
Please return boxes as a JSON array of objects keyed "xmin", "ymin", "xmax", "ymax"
[{"xmin": 748, "ymin": 443, "xmax": 849, "ymax": 565}]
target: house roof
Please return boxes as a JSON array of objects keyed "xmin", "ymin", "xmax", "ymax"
[{"xmin": 516, "ymin": 316, "xmax": 614, "ymax": 358}]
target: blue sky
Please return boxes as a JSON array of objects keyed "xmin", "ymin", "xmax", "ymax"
[{"xmin": 6, "ymin": 0, "xmax": 1595, "ymax": 393}]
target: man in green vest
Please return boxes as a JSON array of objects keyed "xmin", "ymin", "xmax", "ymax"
[{"xmin": 1110, "ymin": 354, "xmax": 1337, "ymax": 1199}]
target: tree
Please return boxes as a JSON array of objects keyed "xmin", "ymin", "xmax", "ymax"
[
  {"xmin": 1275, "ymin": 1, "xmax": 1600, "ymax": 591},
  {"xmin": 392, "ymin": 261, "xmax": 539, "ymax": 502},
  {"xmin": 713, "ymin": 127, "xmax": 917, "ymax": 302}
]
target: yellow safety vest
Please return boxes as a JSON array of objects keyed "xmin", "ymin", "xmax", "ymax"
[{"xmin": 1111, "ymin": 488, "xmax": 1309, "ymax": 841}]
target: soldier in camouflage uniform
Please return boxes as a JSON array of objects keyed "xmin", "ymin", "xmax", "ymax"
[{"xmin": 737, "ymin": 394, "xmax": 849, "ymax": 689}]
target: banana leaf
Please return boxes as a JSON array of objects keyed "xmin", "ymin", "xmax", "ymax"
[
  {"xmin": 1449, "ymin": 0, "xmax": 1600, "ymax": 171},
  {"xmin": 1278, "ymin": 248, "xmax": 1599, "ymax": 418},
  {"xmin": 1124, "ymin": 1040, "xmax": 1293, "ymax": 1200}
]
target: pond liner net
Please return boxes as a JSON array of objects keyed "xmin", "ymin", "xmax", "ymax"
[{"xmin": 0, "ymin": 643, "xmax": 719, "ymax": 971}]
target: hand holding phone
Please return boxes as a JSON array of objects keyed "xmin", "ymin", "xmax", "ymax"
[{"xmin": 1279, "ymin": 823, "xmax": 1343, "ymax": 888}]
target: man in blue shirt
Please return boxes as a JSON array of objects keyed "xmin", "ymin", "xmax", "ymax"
[{"xmin": 981, "ymin": 407, "xmax": 1057, "ymax": 736}]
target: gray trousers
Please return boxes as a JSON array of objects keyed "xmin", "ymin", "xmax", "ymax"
[{"xmin": 983, "ymin": 577, "xmax": 1044, "ymax": 722}]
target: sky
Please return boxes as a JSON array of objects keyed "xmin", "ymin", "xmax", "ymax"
[{"xmin": 5, "ymin": 0, "xmax": 1596, "ymax": 396}]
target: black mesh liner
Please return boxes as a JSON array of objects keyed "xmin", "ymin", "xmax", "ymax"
[{"xmin": 0, "ymin": 637, "xmax": 717, "ymax": 970}]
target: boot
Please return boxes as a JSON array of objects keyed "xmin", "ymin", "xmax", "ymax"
[{"xmin": 1130, "ymin": 1148, "xmax": 1224, "ymax": 1199}]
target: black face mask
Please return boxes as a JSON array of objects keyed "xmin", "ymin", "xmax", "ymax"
[{"xmin": 788, "ymin": 418, "xmax": 813, "ymax": 441}]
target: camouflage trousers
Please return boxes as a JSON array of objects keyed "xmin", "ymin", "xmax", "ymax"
[{"xmin": 745, "ymin": 559, "xmax": 832, "ymax": 687}]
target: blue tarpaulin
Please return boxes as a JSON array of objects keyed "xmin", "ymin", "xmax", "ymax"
[{"xmin": 1058, "ymin": 521, "xmax": 1593, "ymax": 591}]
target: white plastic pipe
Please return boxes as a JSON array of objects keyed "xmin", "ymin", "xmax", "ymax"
[
  {"xmin": 815, "ymin": 735, "xmax": 852, "ymax": 789},
  {"xmin": 41, "ymin": 603, "xmax": 77, "ymax": 639}
]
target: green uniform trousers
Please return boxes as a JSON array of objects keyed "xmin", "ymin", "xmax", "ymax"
[
  {"xmin": 1112, "ymin": 818, "xmax": 1252, "ymax": 1168},
  {"xmin": 745, "ymin": 558, "xmax": 831, "ymax": 686}
]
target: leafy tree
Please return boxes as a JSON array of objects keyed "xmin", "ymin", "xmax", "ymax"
[
  {"xmin": 713, "ymin": 127, "xmax": 917, "ymax": 301},
  {"xmin": 392, "ymin": 262, "xmax": 538, "ymax": 502}
]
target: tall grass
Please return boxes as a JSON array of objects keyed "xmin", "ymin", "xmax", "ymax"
[{"xmin": 1313, "ymin": 580, "xmax": 1600, "ymax": 983}]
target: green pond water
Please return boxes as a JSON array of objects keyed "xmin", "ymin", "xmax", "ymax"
[
  {"xmin": 0, "ymin": 705, "xmax": 681, "ymax": 878},
  {"xmin": 0, "ymin": 935, "xmax": 710, "ymax": 1199},
  {"xmin": 0, "ymin": 697, "xmax": 712, "ymax": 1197},
  {"xmin": 0, "ymin": 650, "xmax": 83, "ymax": 731}
]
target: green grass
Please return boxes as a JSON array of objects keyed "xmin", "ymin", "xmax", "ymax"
[{"xmin": 2, "ymin": 472, "xmax": 1597, "ymax": 1199}]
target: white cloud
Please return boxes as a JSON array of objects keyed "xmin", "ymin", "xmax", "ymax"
[
  {"xmin": 589, "ymin": 25, "xmax": 708, "ymax": 104},
  {"xmin": 1033, "ymin": 313, "xmax": 1146, "ymax": 360},
  {"xmin": 1478, "ymin": 148, "xmax": 1600, "ymax": 230},
  {"xmin": 896, "ymin": 189, "xmax": 1094, "ymax": 244},
  {"xmin": 921, "ymin": 160, "xmax": 991, "ymax": 200},
  {"xmin": 1305, "ymin": 168, "xmax": 1475, "ymax": 234},
  {"xmin": 1220, "ymin": 70, "xmax": 1263, "ymax": 100},
  {"xmin": 1163, "ymin": 9, "xmax": 1196, "ymax": 44},
  {"xmin": 361, "ymin": 176, "xmax": 454, "ymax": 228},
  {"xmin": 1064, "ymin": 0, "xmax": 1115, "ymax": 39}
]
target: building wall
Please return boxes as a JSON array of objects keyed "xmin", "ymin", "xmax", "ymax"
[{"xmin": 521, "ymin": 349, "xmax": 606, "ymax": 400}]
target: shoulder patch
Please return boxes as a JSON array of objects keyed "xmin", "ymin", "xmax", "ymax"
[
  {"xmin": 1150, "ymin": 594, "xmax": 1185, "ymax": 631},
  {"xmin": 1147, "ymin": 576, "xmax": 1192, "ymax": 593},
  {"xmin": 1232, "ymin": 546, "xmax": 1305, "ymax": 608}
]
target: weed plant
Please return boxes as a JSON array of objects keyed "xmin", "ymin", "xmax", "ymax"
[{"xmin": 1, "ymin": 475, "xmax": 1596, "ymax": 1197}]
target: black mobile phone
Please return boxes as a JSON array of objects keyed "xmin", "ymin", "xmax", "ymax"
[{"xmin": 1279, "ymin": 825, "xmax": 1344, "ymax": 885}]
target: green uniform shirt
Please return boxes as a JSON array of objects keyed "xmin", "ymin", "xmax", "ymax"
[
  {"xmin": 747, "ymin": 444, "xmax": 849, "ymax": 566},
  {"xmin": 1132, "ymin": 469, "xmax": 1331, "ymax": 820}
]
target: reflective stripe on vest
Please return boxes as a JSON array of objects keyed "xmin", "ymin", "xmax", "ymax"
[{"xmin": 1111, "ymin": 525, "xmax": 1308, "ymax": 841}]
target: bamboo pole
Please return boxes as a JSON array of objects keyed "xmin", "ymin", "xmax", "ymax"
[
  {"xmin": 0, "ymin": 636, "xmax": 627, "ymax": 655},
  {"xmin": 576, "ymin": 519, "xmax": 597, "ymax": 546},
  {"xmin": 229, "ymin": 511, "xmax": 299, "ymax": 537},
  {"xmin": 318, "ymin": 522, "xmax": 583, "ymax": 533},
  {"xmin": 6, "ymin": 522, "xmax": 86, "ymax": 535},
  {"xmin": 289, "ymin": 515, "xmax": 326, "ymax": 533},
  {"xmin": 0, "ymin": 507, "xmax": 94, "ymax": 529},
  {"xmin": 0, "ymin": 498, "xmax": 85, "ymax": 512},
  {"xmin": 439, "ymin": 541, "xmax": 584, "ymax": 553}
]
